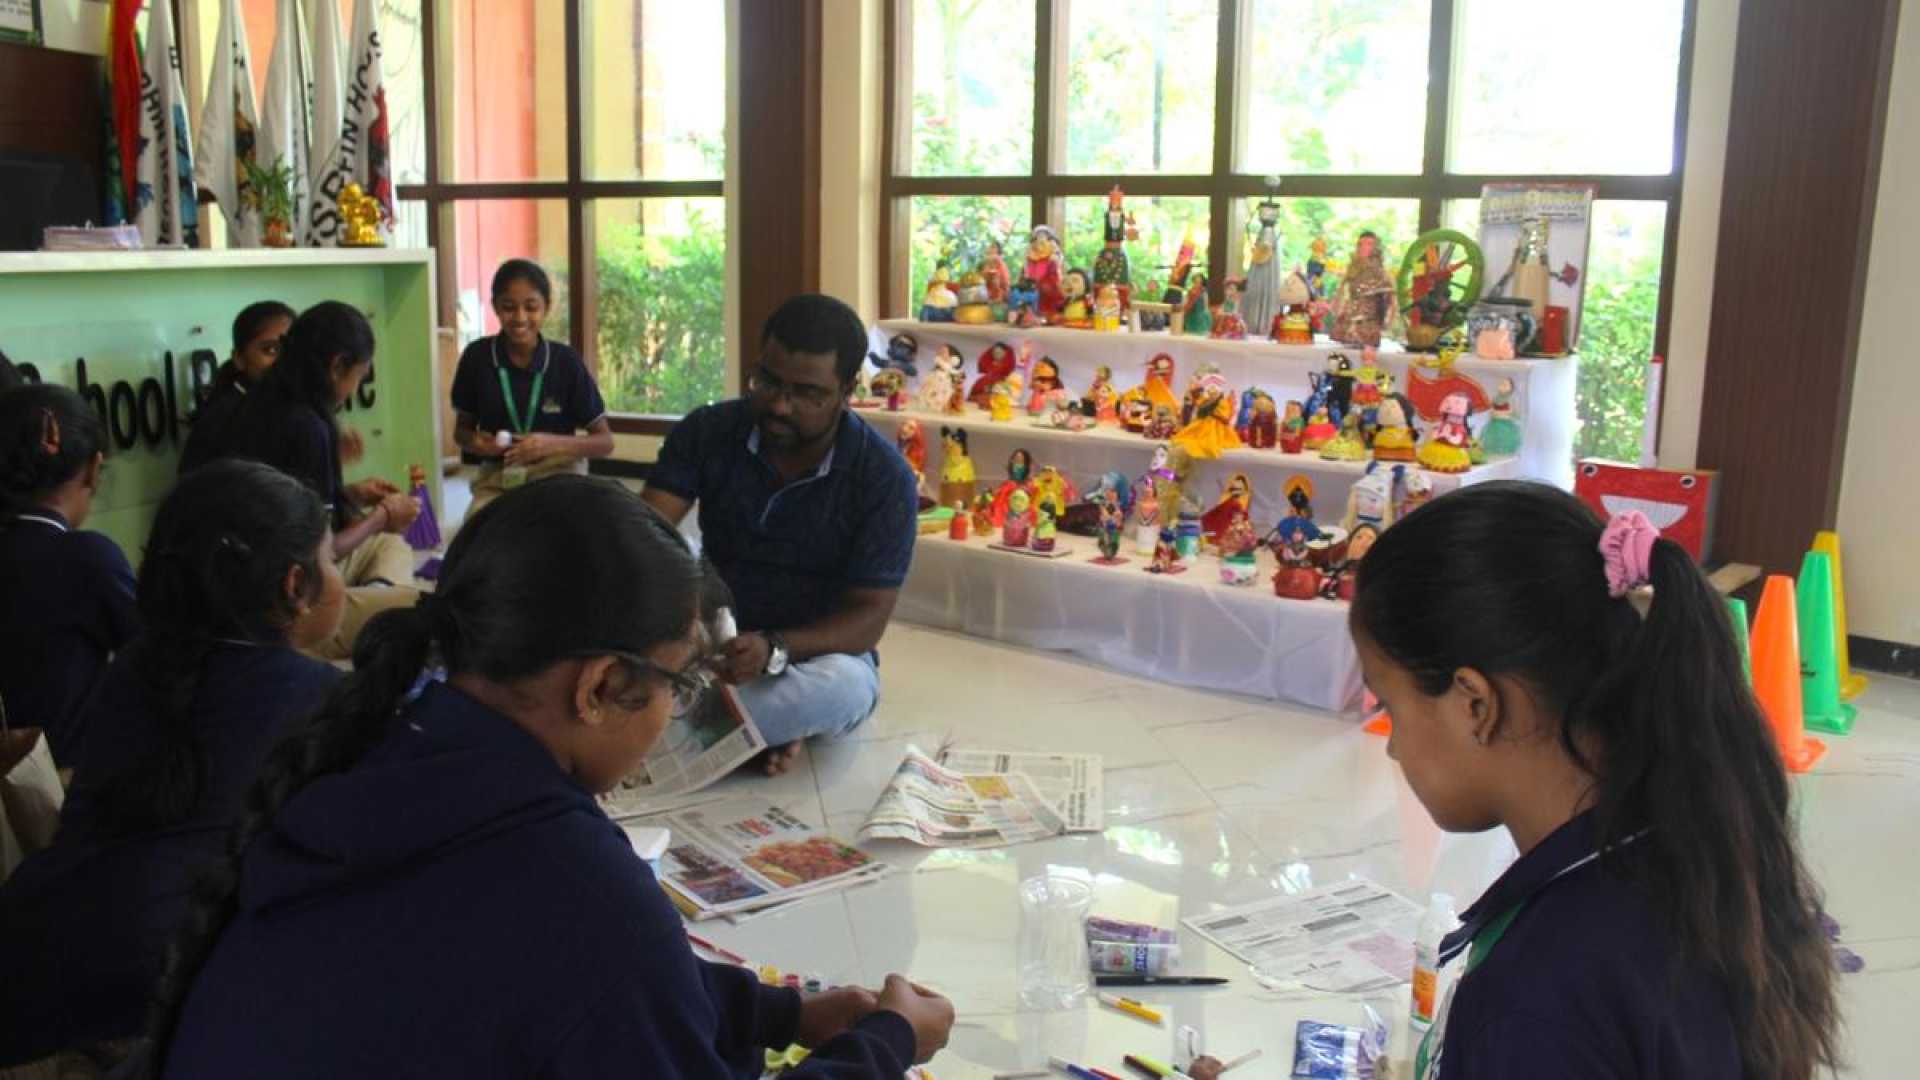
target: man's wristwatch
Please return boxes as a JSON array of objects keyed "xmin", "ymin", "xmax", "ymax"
[{"xmin": 764, "ymin": 632, "xmax": 790, "ymax": 677}]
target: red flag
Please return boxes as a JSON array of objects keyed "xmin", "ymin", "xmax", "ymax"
[{"xmin": 108, "ymin": 0, "xmax": 146, "ymax": 211}]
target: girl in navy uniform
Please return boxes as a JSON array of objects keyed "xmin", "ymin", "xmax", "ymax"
[
  {"xmin": 1349, "ymin": 482, "xmax": 1837, "ymax": 1080},
  {"xmin": 179, "ymin": 300, "xmax": 295, "ymax": 474},
  {"xmin": 201, "ymin": 301, "xmax": 421, "ymax": 659},
  {"xmin": 140, "ymin": 478, "xmax": 953, "ymax": 1078},
  {"xmin": 0, "ymin": 461, "xmax": 344, "ymax": 1067},
  {"xmin": 450, "ymin": 259, "xmax": 613, "ymax": 519},
  {"xmin": 0, "ymin": 384, "xmax": 136, "ymax": 768}
]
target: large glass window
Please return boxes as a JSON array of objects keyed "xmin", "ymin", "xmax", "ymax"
[{"xmin": 882, "ymin": 0, "xmax": 1693, "ymax": 460}]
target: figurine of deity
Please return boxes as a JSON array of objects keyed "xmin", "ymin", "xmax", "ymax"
[
  {"xmin": 1089, "ymin": 365, "xmax": 1120, "ymax": 425},
  {"xmin": 1327, "ymin": 231, "xmax": 1399, "ymax": 347},
  {"xmin": 1200, "ymin": 473, "xmax": 1253, "ymax": 550},
  {"xmin": 339, "ymin": 183, "xmax": 384, "ymax": 247}
]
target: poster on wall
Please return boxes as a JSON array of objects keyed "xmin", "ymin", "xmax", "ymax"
[{"xmin": 0, "ymin": 0, "xmax": 41, "ymax": 45}]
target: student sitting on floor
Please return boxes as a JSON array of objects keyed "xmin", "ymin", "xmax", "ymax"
[
  {"xmin": 450, "ymin": 258, "xmax": 613, "ymax": 520},
  {"xmin": 1343, "ymin": 481, "xmax": 1836, "ymax": 1080},
  {"xmin": 642, "ymin": 294, "xmax": 918, "ymax": 777},
  {"xmin": 190, "ymin": 300, "xmax": 420, "ymax": 659},
  {"xmin": 0, "ymin": 384, "xmax": 137, "ymax": 770},
  {"xmin": 179, "ymin": 300, "xmax": 296, "ymax": 473},
  {"xmin": 133, "ymin": 477, "xmax": 952, "ymax": 1078},
  {"xmin": 0, "ymin": 461, "xmax": 344, "ymax": 1069}
]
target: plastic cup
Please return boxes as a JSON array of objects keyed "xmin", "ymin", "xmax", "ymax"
[{"xmin": 1017, "ymin": 874, "xmax": 1092, "ymax": 1009}]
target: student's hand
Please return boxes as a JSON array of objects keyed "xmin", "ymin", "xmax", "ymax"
[
  {"xmin": 719, "ymin": 632, "xmax": 771, "ymax": 685},
  {"xmin": 470, "ymin": 430, "xmax": 509, "ymax": 458},
  {"xmin": 793, "ymin": 987, "xmax": 880, "ymax": 1048},
  {"xmin": 339, "ymin": 425, "xmax": 366, "ymax": 464},
  {"xmin": 347, "ymin": 477, "xmax": 401, "ymax": 505},
  {"xmin": 504, "ymin": 432, "xmax": 562, "ymax": 465},
  {"xmin": 874, "ymin": 975, "xmax": 953, "ymax": 1064},
  {"xmin": 379, "ymin": 492, "xmax": 421, "ymax": 533}
]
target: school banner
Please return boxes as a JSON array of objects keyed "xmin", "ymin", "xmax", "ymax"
[
  {"xmin": 304, "ymin": 0, "xmax": 345, "ymax": 244},
  {"xmin": 311, "ymin": 0, "xmax": 395, "ymax": 242},
  {"xmin": 194, "ymin": 0, "xmax": 261, "ymax": 245},
  {"xmin": 259, "ymin": 0, "xmax": 313, "ymax": 245},
  {"xmin": 133, "ymin": 0, "xmax": 198, "ymax": 247}
]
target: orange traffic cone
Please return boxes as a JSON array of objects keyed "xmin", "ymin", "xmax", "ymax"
[
  {"xmin": 1750, "ymin": 575, "xmax": 1825, "ymax": 773},
  {"xmin": 1811, "ymin": 531, "xmax": 1869, "ymax": 701},
  {"xmin": 1361, "ymin": 690, "xmax": 1392, "ymax": 735}
]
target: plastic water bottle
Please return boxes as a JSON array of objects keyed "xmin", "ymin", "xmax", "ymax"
[{"xmin": 1410, "ymin": 892, "xmax": 1457, "ymax": 1030}]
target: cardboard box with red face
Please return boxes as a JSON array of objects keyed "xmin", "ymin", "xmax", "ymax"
[{"xmin": 1574, "ymin": 461, "xmax": 1721, "ymax": 562}]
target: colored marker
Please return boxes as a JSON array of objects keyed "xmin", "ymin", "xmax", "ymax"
[
  {"xmin": 1098, "ymin": 992, "xmax": 1164, "ymax": 1025},
  {"xmin": 1218, "ymin": 1049, "xmax": 1263, "ymax": 1073},
  {"xmin": 990, "ymin": 1071, "xmax": 1051, "ymax": 1080},
  {"xmin": 1089, "ymin": 1069, "xmax": 1127, "ymax": 1080},
  {"xmin": 1049, "ymin": 1056, "xmax": 1103, "ymax": 1080},
  {"xmin": 1122, "ymin": 1054, "xmax": 1193, "ymax": 1080},
  {"xmin": 686, "ymin": 932, "xmax": 747, "ymax": 965}
]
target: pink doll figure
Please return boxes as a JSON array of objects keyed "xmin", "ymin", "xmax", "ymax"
[{"xmin": 1001, "ymin": 489, "xmax": 1035, "ymax": 548}]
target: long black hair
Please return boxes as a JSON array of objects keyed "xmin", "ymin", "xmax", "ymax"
[
  {"xmin": 0, "ymin": 383, "xmax": 106, "ymax": 515},
  {"xmin": 1351, "ymin": 481, "xmax": 1838, "ymax": 1079},
  {"xmin": 91, "ymin": 462, "xmax": 329, "ymax": 836},
  {"xmin": 491, "ymin": 258, "xmax": 553, "ymax": 307},
  {"xmin": 252, "ymin": 301, "xmax": 375, "ymax": 416},
  {"xmin": 143, "ymin": 476, "xmax": 710, "ymax": 1070}
]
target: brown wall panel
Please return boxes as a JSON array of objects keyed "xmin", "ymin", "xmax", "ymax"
[{"xmin": 737, "ymin": 0, "xmax": 823, "ymax": 374}]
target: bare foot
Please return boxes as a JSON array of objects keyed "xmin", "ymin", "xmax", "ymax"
[{"xmin": 750, "ymin": 742, "xmax": 803, "ymax": 777}]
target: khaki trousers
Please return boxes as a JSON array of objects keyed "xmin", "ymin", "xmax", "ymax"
[
  {"xmin": 311, "ymin": 532, "xmax": 421, "ymax": 662},
  {"xmin": 464, "ymin": 456, "xmax": 589, "ymax": 522}
]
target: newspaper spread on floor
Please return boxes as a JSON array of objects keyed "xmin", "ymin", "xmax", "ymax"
[
  {"xmin": 597, "ymin": 686, "xmax": 766, "ymax": 821},
  {"xmin": 1184, "ymin": 877, "xmax": 1424, "ymax": 994},
  {"xmin": 859, "ymin": 745, "xmax": 1068, "ymax": 848},
  {"xmin": 654, "ymin": 801, "xmax": 887, "ymax": 921},
  {"xmin": 935, "ymin": 746, "xmax": 1105, "ymax": 833}
]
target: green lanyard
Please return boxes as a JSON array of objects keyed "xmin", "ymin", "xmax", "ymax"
[
  {"xmin": 496, "ymin": 341, "xmax": 548, "ymax": 435},
  {"xmin": 1413, "ymin": 904, "xmax": 1523, "ymax": 1080}
]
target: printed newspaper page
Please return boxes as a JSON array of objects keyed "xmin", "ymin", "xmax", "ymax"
[
  {"xmin": 859, "ymin": 746, "xmax": 1068, "ymax": 849},
  {"xmin": 655, "ymin": 802, "xmax": 885, "ymax": 920},
  {"xmin": 936, "ymin": 746, "xmax": 1105, "ymax": 832},
  {"xmin": 1184, "ymin": 877, "xmax": 1424, "ymax": 994},
  {"xmin": 598, "ymin": 686, "xmax": 766, "ymax": 821}
]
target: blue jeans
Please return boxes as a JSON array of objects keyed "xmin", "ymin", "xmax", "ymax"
[{"xmin": 732, "ymin": 651, "xmax": 880, "ymax": 748}]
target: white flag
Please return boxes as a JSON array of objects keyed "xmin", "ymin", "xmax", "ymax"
[
  {"xmin": 314, "ymin": 0, "xmax": 395, "ymax": 243},
  {"xmin": 194, "ymin": 0, "xmax": 261, "ymax": 246},
  {"xmin": 134, "ymin": 0, "xmax": 198, "ymax": 247},
  {"xmin": 305, "ymin": 0, "xmax": 346, "ymax": 245},
  {"xmin": 259, "ymin": 0, "xmax": 312, "ymax": 246}
]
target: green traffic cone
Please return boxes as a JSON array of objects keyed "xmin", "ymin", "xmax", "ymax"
[
  {"xmin": 1727, "ymin": 596, "xmax": 1751, "ymax": 685},
  {"xmin": 1797, "ymin": 550, "xmax": 1856, "ymax": 735}
]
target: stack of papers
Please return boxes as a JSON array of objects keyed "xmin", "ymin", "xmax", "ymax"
[
  {"xmin": 1184, "ymin": 878, "xmax": 1423, "ymax": 994},
  {"xmin": 858, "ymin": 745, "xmax": 1104, "ymax": 849},
  {"xmin": 654, "ymin": 802, "xmax": 887, "ymax": 921},
  {"xmin": 42, "ymin": 225, "xmax": 142, "ymax": 251}
]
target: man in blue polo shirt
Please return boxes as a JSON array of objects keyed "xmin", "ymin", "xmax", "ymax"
[{"xmin": 643, "ymin": 294, "xmax": 917, "ymax": 775}]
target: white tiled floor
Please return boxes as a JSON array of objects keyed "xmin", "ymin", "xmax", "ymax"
[{"xmin": 673, "ymin": 621, "xmax": 1919, "ymax": 1079}]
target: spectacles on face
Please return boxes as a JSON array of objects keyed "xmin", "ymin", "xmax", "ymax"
[
  {"xmin": 747, "ymin": 365, "xmax": 841, "ymax": 411},
  {"xmin": 571, "ymin": 649, "xmax": 716, "ymax": 718}
]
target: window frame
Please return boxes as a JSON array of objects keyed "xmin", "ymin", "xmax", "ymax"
[
  {"xmin": 397, "ymin": 0, "xmax": 728, "ymax": 436},
  {"xmin": 879, "ymin": 0, "xmax": 1697, "ymax": 373}
]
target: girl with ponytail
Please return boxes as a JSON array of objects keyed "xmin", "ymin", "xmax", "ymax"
[
  {"xmin": 1349, "ymin": 481, "xmax": 1837, "ymax": 1080},
  {"xmin": 0, "ymin": 461, "xmax": 343, "ymax": 1068},
  {"xmin": 0, "ymin": 383, "xmax": 137, "ymax": 766},
  {"xmin": 145, "ymin": 477, "xmax": 954, "ymax": 1079}
]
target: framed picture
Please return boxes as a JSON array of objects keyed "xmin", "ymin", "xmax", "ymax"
[{"xmin": 0, "ymin": 0, "xmax": 41, "ymax": 46}]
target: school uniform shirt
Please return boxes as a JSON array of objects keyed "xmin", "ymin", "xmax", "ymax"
[
  {"xmin": 1423, "ymin": 811, "xmax": 1741, "ymax": 1079},
  {"xmin": 178, "ymin": 364, "xmax": 250, "ymax": 474},
  {"xmin": 211, "ymin": 392, "xmax": 350, "ymax": 529},
  {"xmin": 162, "ymin": 681, "xmax": 917, "ymax": 1079},
  {"xmin": 648, "ymin": 400, "xmax": 918, "ymax": 634},
  {"xmin": 0, "ymin": 641, "xmax": 339, "ymax": 1065},
  {"xmin": 449, "ymin": 335, "xmax": 607, "ymax": 465},
  {"xmin": 0, "ymin": 509, "xmax": 137, "ymax": 766}
]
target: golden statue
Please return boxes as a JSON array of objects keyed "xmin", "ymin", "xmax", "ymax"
[{"xmin": 338, "ymin": 183, "xmax": 385, "ymax": 248}]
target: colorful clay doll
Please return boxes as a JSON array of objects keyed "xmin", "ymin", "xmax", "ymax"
[
  {"xmin": 1152, "ymin": 445, "xmax": 1195, "ymax": 543},
  {"xmin": 1174, "ymin": 500, "xmax": 1204, "ymax": 562},
  {"xmin": 1270, "ymin": 517, "xmax": 1322, "ymax": 600},
  {"xmin": 1120, "ymin": 397, "xmax": 1153, "ymax": 433},
  {"xmin": 919, "ymin": 266, "xmax": 958, "ymax": 322},
  {"xmin": 1397, "ymin": 469, "xmax": 1434, "ymax": 520},
  {"xmin": 919, "ymin": 345, "xmax": 964, "ymax": 412},
  {"xmin": 1371, "ymin": 395, "xmax": 1417, "ymax": 462},
  {"xmin": 981, "ymin": 242, "xmax": 1012, "ymax": 305},
  {"xmin": 1279, "ymin": 400, "xmax": 1306, "ymax": 453},
  {"xmin": 1172, "ymin": 368, "xmax": 1245, "ymax": 460},
  {"xmin": 1280, "ymin": 475, "xmax": 1322, "ymax": 539},
  {"xmin": 1209, "ymin": 279, "xmax": 1250, "ymax": 340},
  {"xmin": 1132, "ymin": 484, "xmax": 1161, "ymax": 556},
  {"xmin": 989, "ymin": 448, "xmax": 1036, "ymax": 525},
  {"xmin": 1200, "ymin": 473, "xmax": 1253, "ymax": 551},
  {"xmin": 1301, "ymin": 405, "xmax": 1337, "ymax": 451},
  {"xmin": 971, "ymin": 492, "xmax": 995, "ymax": 536},
  {"xmin": 1027, "ymin": 356, "xmax": 1064, "ymax": 415},
  {"xmin": 1417, "ymin": 390, "xmax": 1475, "ymax": 474},
  {"xmin": 1242, "ymin": 184, "xmax": 1285, "ymax": 337},
  {"xmin": 1093, "ymin": 284, "xmax": 1124, "ymax": 332},
  {"xmin": 1007, "ymin": 276, "xmax": 1042, "ymax": 327},
  {"xmin": 872, "ymin": 369, "xmax": 908, "ymax": 412},
  {"xmin": 968, "ymin": 341, "xmax": 1019, "ymax": 407},
  {"xmin": 1328, "ymin": 522, "xmax": 1380, "ymax": 602},
  {"xmin": 948, "ymin": 501, "xmax": 971, "ymax": 540},
  {"xmin": 1341, "ymin": 462, "xmax": 1400, "ymax": 535},
  {"xmin": 953, "ymin": 270, "xmax": 995, "ymax": 324},
  {"xmin": 1057, "ymin": 268, "xmax": 1094, "ymax": 327},
  {"xmin": 1218, "ymin": 514, "xmax": 1260, "ymax": 586},
  {"xmin": 1272, "ymin": 270, "xmax": 1315, "ymax": 344},
  {"xmin": 1094, "ymin": 185, "xmax": 1136, "ymax": 310},
  {"xmin": 988, "ymin": 381, "xmax": 1014, "ymax": 422},
  {"xmin": 1130, "ymin": 353, "xmax": 1182, "ymax": 415},
  {"xmin": 937, "ymin": 426, "xmax": 977, "ymax": 509},
  {"xmin": 1319, "ymin": 411, "xmax": 1370, "ymax": 462},
  {"xmin": 1324, "ymin": 352, "xmax": 1358, "ymax": 424},
  {"xmin": 1031, "ymin": 465, "xmax": 1078, "ymax": 522},
  {"xmin": 1095, "ymin": 490, "xmax": 1126, "ymax": 564},
  {"xmin": 1024, "ymin": 225, "xmax": 1066, "ymax": 318},
  {"xmin": 1001, "ymin": 489, "xmax": 1035, "ymax": 548},
  {"xmin": 1327, "ymin": 230, "xmax": 1399, "ymax": 348},
  {"xmin": 1482, "ymin": 377, "xmax": 1523, "ymax": 457},
  {"xmin": 897, "ymin": 420, "xmax": 929, "ymax": 507},
  {"xmin": 1181, "ymin": 273, "xmax": 1213, "ymax": 336},
  {"xmin": 869, "ymin": 331, "xmax": 919, "ymax": 379},
  {"xmin": 1244, "ymin": 390, "xmax": 1280, "ymax": 450},
  {"xmin": 1143, "ymin": 405, "xmax": 1178, "ymax": 442},
  {"xmin": 1089, "ymin": 365, "xmax": 1120, "ymax": 424},
  {"xmin": 1148, "ymin": 526, "xmax": 1184, "ymax": 575},
  {"xmin": 1032, "ymin": 504, "xmax": 1058, "ymax": 553}
]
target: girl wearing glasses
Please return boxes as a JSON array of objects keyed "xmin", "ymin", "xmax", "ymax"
[
  {"xmin": 451, "ymin": 260, "xmax": 614, "ymax": 519},
  {"xmin": 140, "ymin": 477, "xmax": 953, "ymax": 1079}
]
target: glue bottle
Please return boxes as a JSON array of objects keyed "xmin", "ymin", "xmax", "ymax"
[{"xmin": 1410, "ymin": 892, "xmax": 1456, "ymax": 1030}]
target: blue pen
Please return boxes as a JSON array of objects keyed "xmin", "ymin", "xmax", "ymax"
[{"xmin": 1048, "ymin": 1056, "xmax": 1103, "ymax": 1080}]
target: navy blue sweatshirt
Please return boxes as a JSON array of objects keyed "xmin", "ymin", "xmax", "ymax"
[
  {"xmin": 0, "ymin": 509, "xmax": 137, "ymax": 766},
  {"xmin": 0, "ymin": 642, "xmax": 339, "ymax": 1065},
  {"xmin": 162, "ymin": 681, "xmax": 917, "ymax": 1078},
  {"xmin": 1430, "ymin": 812, "xmax": 1741, "ymax": 1078}
]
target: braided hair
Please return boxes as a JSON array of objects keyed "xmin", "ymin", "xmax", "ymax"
[
  {"xmin": 91, "ymin": 462, "xmax": 328, "ymax": 837},
  {"xmin": 142, "ymin": 476, "xmax": 711, "ymax": 1071},
  {"xmin": 0, "ymin": 383, "xmax": 105, "ymax": 515}
]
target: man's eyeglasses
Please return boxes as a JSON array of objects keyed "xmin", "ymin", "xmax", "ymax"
[{"xmin": 747, "ymin": 366, "xmax": 841, "ymax": 410}]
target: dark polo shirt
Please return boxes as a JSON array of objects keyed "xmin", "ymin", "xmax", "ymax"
[
  {"xmin": 648, "ymin": 400, "xmax": 916, "ymax": 634},
  {"xmin": 450, "ymin": 335, "xmax": 607, "ymax": 465}
]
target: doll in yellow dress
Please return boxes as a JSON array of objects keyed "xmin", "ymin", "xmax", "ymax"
[
  {"xmin": 1416, "ymin": 390, "xmax": 1475, "ymax": 473},
  {"xmin": 1171, "ymin": 368, "xmax": 1245, "ymax": 460},
  {"xmin": 1319, "ymin": 411, "xmax": 1370, "ymax": 462},
  {"xmin": 937, "ymin": 426, "xmax": 978, "ymax": 506},
  {"xmin": 1370, "ymin": 396, "xmax": 1417, "ymax": 462}
]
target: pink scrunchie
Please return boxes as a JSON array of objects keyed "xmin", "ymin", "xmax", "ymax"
[{"xmin": 1600, "ymin": 510, "xmax": 1660, "ymax": 598}]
